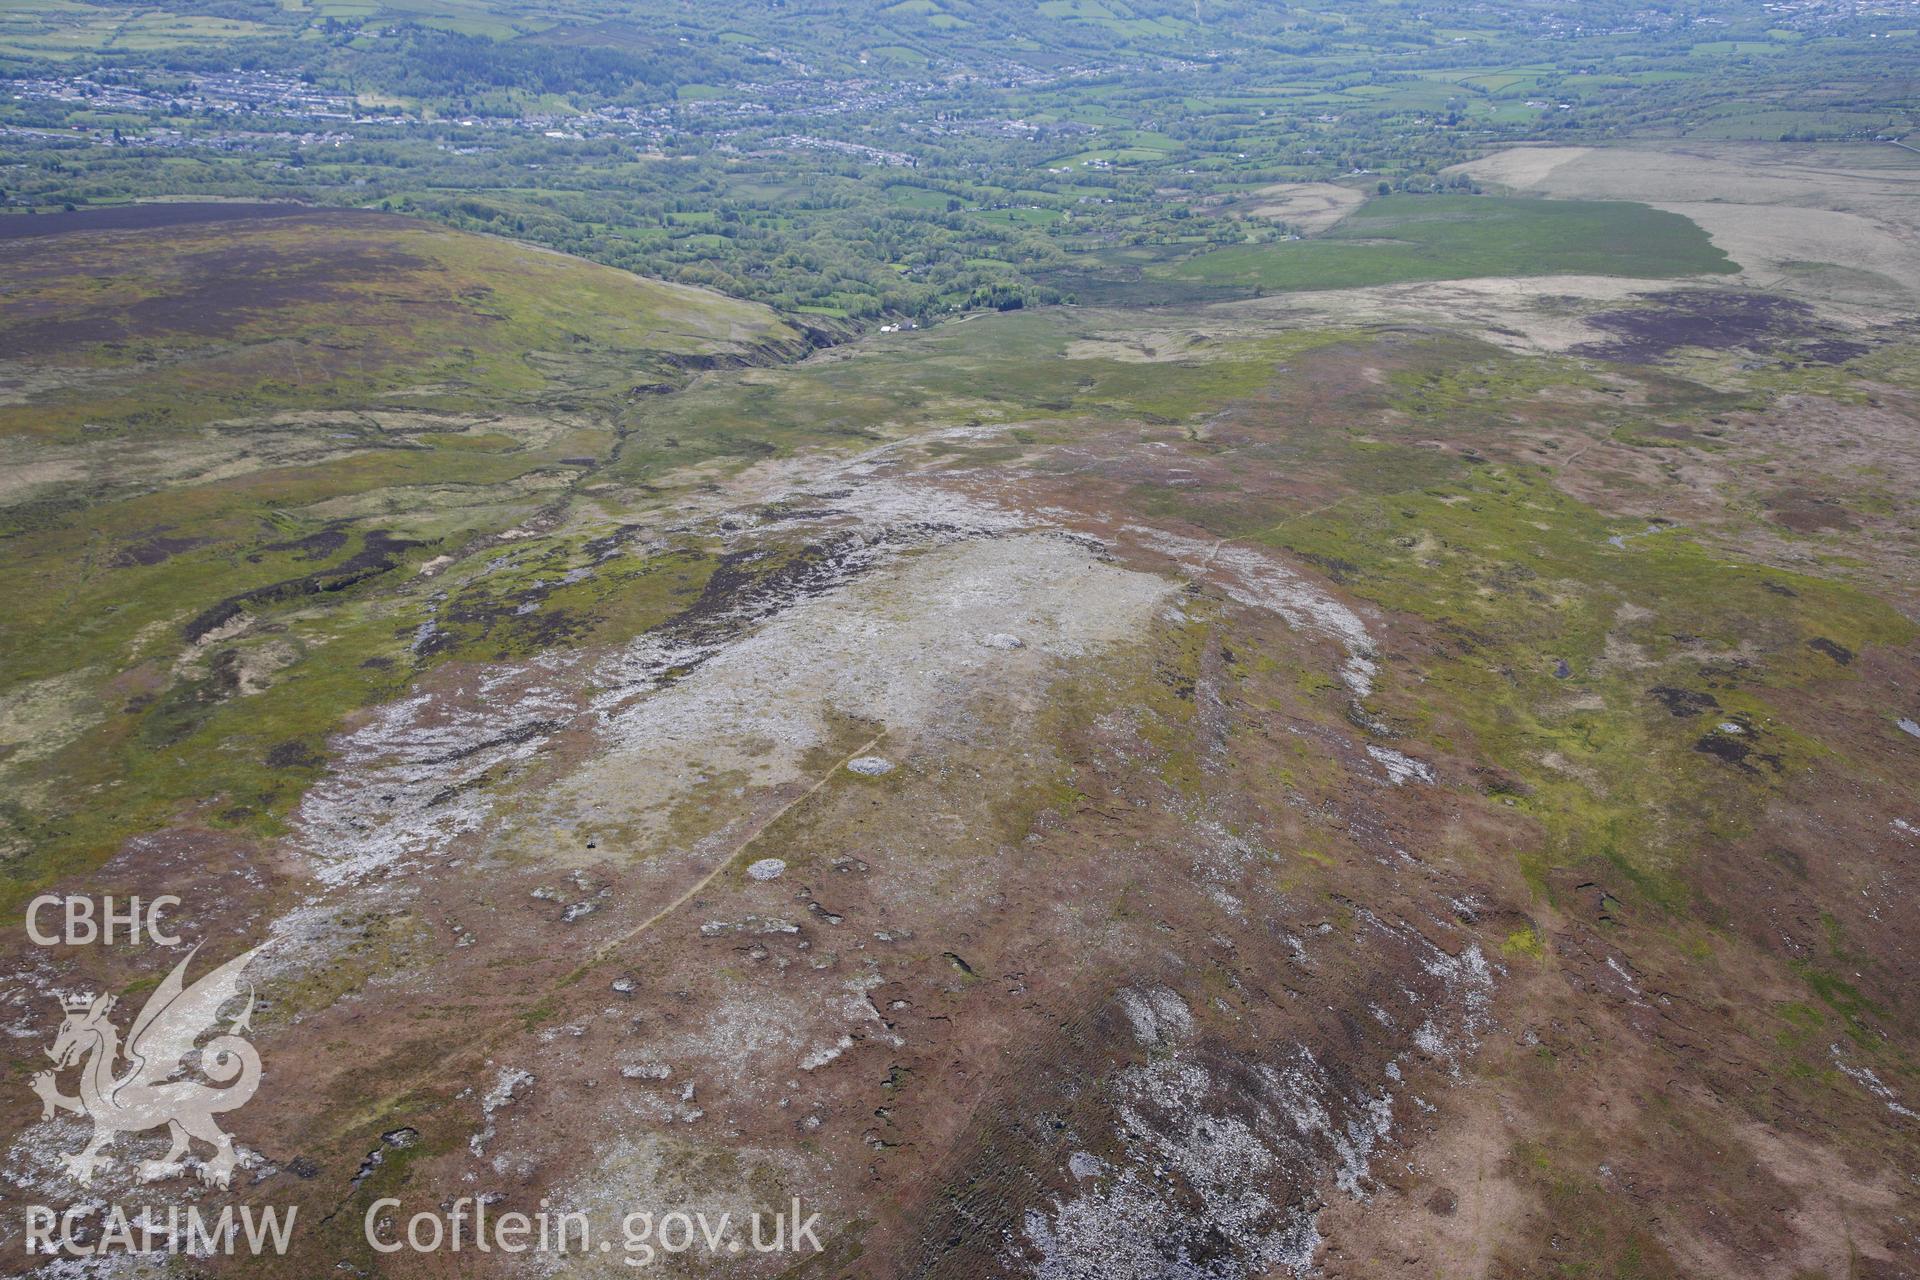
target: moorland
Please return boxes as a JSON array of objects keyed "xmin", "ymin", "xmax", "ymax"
[{"xmin": 2, "ymin": 2, "xmax": 1919, "ymax": 1277}]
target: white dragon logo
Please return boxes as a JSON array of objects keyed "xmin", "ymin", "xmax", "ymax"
[{"xmin": 30, "ymin": 944, "xmax": 264, "ymax": 1190}]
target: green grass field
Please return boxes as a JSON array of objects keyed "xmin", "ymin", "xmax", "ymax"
[
  {"xmin": 1164, "ymin": 195, "xmax": 1739, "ymax": 292},
  {"xmin": 0, "ymin": 0, "xmax": 276, "ymax": 57}
]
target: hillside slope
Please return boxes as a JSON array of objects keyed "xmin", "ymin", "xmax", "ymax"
[{"xmin": 0, "ymin": 196, "xmax": 1917, "ymax": 1278}]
